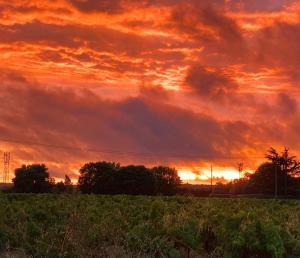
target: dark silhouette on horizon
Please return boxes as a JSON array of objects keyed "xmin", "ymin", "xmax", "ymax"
[
  {"xmin": 78, "ymin": 162, "xmax": 181, "ymax": 195},
  {"xmin": 5, "ymin": 147, "xmax": 300, "ymax": 197}
]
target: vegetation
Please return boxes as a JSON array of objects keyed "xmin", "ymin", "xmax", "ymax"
[
  {"xmin": 9, "ymin": 162, "xmax": 181, "ymax": 195},
  {"xmin": 7, "ymin": 147, "xmax": 300, "ymax": 197},
  {"xmin": 11, "ymin": 164, "xmax": 73, "ymax": 194},
  {"xmin": 0, "ymin": 194, "xmax": 300, "ymax": 258},
  {"xmin": 78, "ymin": 162, "xmax": 180, "ymax": 195},
  {"xmin": 12, "ymin": 164, "xmax": 53, "ymax": 193},
  {"xmin": 53, "ymin": 175, "xmax": 73, "ymax": 194},
  {"xmin": 1, "ymin": 147, "xmax": 300, "ymax": 257},
  {"xmin": 232, "ymin": 148, "xmax": 300, "ymax": 197}
]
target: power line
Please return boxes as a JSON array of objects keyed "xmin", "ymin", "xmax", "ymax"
[{"xmin": 0, "ymin": 137, "xmax": 266, "ymax": 160}]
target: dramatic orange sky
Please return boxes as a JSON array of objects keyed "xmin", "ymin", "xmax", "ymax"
[{"xmin": 1, "ymin": 0, "xmax": 300, "ymax": 183}]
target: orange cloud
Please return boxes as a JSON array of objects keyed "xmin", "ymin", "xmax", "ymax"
[{"xmin": 1, "ymin": 0, "xmax": 300, "ymax": 182}]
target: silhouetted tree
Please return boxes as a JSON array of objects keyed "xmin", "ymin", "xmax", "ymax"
[
  {"xmin": 266, "ymin": 147, "xmax": 300, "ymax": 195},
  {"xmin": 229, "ymin": 148, "xmax": 300, "ymax": 196},
  {"xmin": 246, "ymin": 162, "xmax": 289, "ymax": 195},
  {"xmin": 230, "ymin": 177, "xmax": 249, "ymax": 195},
  {"xmin": 53, "ymin": 175, "xmax": 73, "ymax": 193},
  {"xmin": 12, "ymin": 164, "xmax": 53, "ymax": 193},
  {"xmin": 78, "ymin": 162, "xmax": 120, "ymax": 194},
  {"xmin": 152, "ymin": 166, "xmax": 181, "ymax": 195},
  {"xmin": 64, "ymin": 175, "xmax": 73, "ymax": 193},
  {"xmin": 117, "ymin": 165, "xmax": 155, "ymax": 195},
  {"xmin": 237, "ymin": 162, "xmax": 243, "ymax": 179},
  {"xmin": 77, "ymin": 161, "xmax": 181, "ymax": 195},
  {"xmin": 54, "ymin": 181, "xmax": 66, "ymax": 193},
  {"xmin": 266, "ymin": 147, "xmax": 300, "ymax": 176},
  {"xmin": 64, "ymin": 175, "xmax": 72, "ymax": 185}
]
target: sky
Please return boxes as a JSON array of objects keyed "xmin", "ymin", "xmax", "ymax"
[{"xmin": 1, "ymin": 0, "xmax": 300, "ymax": 183}]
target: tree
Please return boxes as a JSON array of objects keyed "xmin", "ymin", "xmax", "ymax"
[
  {"xmin": 229, "ymin": 148, "xmax": 300, "ymax": 196},
  {"xmin": 64, "ymin": 175, "xmax": 72, "ymax": 185},
  {"xmin": 152, "ymin": 166, "xmax": 181, "ymax": 195},
  {"xmin": 266, "ymin": 147, "xmax": 300, "ymax": 195},
  {"xmin": 12, "ymin": 164, "xmax": 53, "ymax": 193},
  {"xmin": 78, "ymin": 162, "xmax": 120, "ymax": 194},
  {"xmin": 78, "ymin": 161, "xmax": 182, "ymax": 195},
  {"xmin": 266, "ymin": 147, "xmax": 300, "ymax": 176},
  {"xmin": 237, "ymin": 162, "xmax": 243, "ymax": 179},
  {"xmin": 53, "ymin": 175, "xmax": 73, "ymax": 193},
  {"xmin": 64, "ymin": 175, "xmax": 73, "ymax": 193},
  {"xmin": 54, "ymin": 181, "xmax": 66, "ymax": 193},
  {"xmin": 116, "ymin": 165, "xmax": 155, "ymax": 195},
  {"xmin": 246, "ymin": 162, "xmax": 288, "ymax": 195}
]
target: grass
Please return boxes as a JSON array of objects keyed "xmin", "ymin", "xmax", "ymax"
[{"xmin": 0, "ymin": 194, "xmax": 300, "ymax": 257}]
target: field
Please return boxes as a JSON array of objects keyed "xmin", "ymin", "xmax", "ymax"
[{"xmin": 0, "ymin": 195, "xmax": 300, "ymax": 258}]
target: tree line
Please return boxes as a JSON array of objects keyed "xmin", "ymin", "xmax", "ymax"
[
  {"xmin": 11, "ymin": 162, "xmax": 181, "ymax": 195},
  {"xmin": 5, "ymin": 147, "xmax": 300, "ymax": 197}
]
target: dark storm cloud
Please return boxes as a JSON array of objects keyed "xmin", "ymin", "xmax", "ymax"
[
  {"xmin": 228, "ymin": 0, "xmax": 297, "ymax": 12},
  {"xmin": 67, "ymin": 0, "xmax": 226, "ymax": 13},
  {"xmin": 169, "ymin": 3, "xmax": 247, "ymax": 59},
  {"xmin": 0, "ymin": 71, "xmax": 256, "ymax": 166},
  {"xmin": 276, "ymin": 93, "xmax": 298, "ymax": 117},
  {"xmin": 185, "ymin": 64, "xmax": 238, "ymax": 100},
  {"xmin": 0, "ymin": 21, "xmax": 179, "ymax": 57},
  {"xmin": 256, "ymin": 22, "xmax": 300, "ymax": 69},
  {"xmin": 68, "ymin": 0, "xmax": 124, "ymax": 13}
]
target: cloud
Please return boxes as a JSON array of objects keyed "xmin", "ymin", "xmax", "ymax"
[
  {"xmin": 68, "ymin": 0, "xmax": 124, "ymax": 13},
  {"xmin": 256, "ymin": 22, "xmax": 300, "ymax": 65},
  {"xmin": 139, "ymin": 84, "xmax": 171, "ymax": 100},
  {"xmin": 277, "ymin": 93, "xmax": 298, "ymax": 116},
  {"xmin": 0, "ymin": 71, "xmax": 260, "ymax": 175},
  {"xmin": 169, "ymin": 3, "xmax": 246, "ymax": 58},
  {"xmin": 185, "ymin": 64, "xmax": 238, "ymax": 100},
  {"xmin": 0, "ymin": 21, "xmax": 176, "ymax": 57},
  {"xmin": 227, "ymin": 0, "xmax": 297, "ymax": 12},
  {"xmin": 1, "ymin": 0, "xmax": 300, "ymax": 181},
  {"xmin": 255, "ymin": 22, "xmax": 300, "ymax": 78}
]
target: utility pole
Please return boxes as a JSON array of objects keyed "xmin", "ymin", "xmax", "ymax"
[
  {"xmin": 275, "ymin": 161, "xmax": 278, "ymax": 199},
  {"xmin": 283, "ymin": 153, "xmax": 288, "ymax": 197},
  {"xmin": 210, "ymin": 164, "xmax": 213, "ymax": 194},
  {"xmin": 3, "ymin": 152, "xmax": 10, "ymax": 183}
]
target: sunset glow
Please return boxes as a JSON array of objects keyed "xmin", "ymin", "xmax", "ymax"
[
  {"xmin": 1, "ymin": 0, "xmax": 300, "ymax": 183},
  {"xmin": 178, "ymin": 170, "xmax": 198, "ymax": 182},
  {"xmin": 178, "ymin": 167, "xmax": 245, "ymax": 184}
]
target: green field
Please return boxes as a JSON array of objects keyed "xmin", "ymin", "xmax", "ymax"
[{"xmin": 0, "ymin": 194, "xmax": 300, "ymax": 258}]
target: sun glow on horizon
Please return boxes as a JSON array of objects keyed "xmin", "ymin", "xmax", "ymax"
[
  {"xmin": 178, "ymin": 169, "xmax": 198, "ymax": 182},
  {"xmin": 178, "ymin": 167, "xmax": 243, "ymax": 184}
]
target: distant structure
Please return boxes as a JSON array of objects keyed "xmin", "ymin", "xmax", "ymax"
[
  {"xmin": 3, "ymin": 152, "xmax": 10, "ymax": 183},
  {"xmin": 237, "ymin": 162, "xmax": 243, "ymax": 179}
]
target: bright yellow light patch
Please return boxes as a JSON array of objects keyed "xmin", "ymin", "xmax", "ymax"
[
  {"xmin": 178, "ymin": 167, "xmax": 241, "ymax": 183},
  {"xmin": 178, "ymin": 169, "xmax": 197, "ymax": 181},
  {"xmin": 201, "ymin": 167, "xmax": 240, "ymax": 180}
]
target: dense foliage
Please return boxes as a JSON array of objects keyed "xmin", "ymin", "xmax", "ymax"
[
  {"xmin": 0, "ymin": 194, "xmax": 300, "ymax": 258},
  {"xmin": 53, "ymin": 175, "xmax": 74, "ymax": 194},
  {"xmin": 78, "ymin": 162, "xmax": 181, "ymax": 195},
  {"xmin": 230, "ymin": 163, "xmax": 300, "ymax": 196},
  {"xmin": 11, "ymin": 164, "xmax": 73, "ymax": 194},
  {"xmin": 228, "ymin": 148, "xmax": 300, "ymax": 197},
  {"xmin": 12, "ymin": 164, "xmax": 53, "ymax": 193}
]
